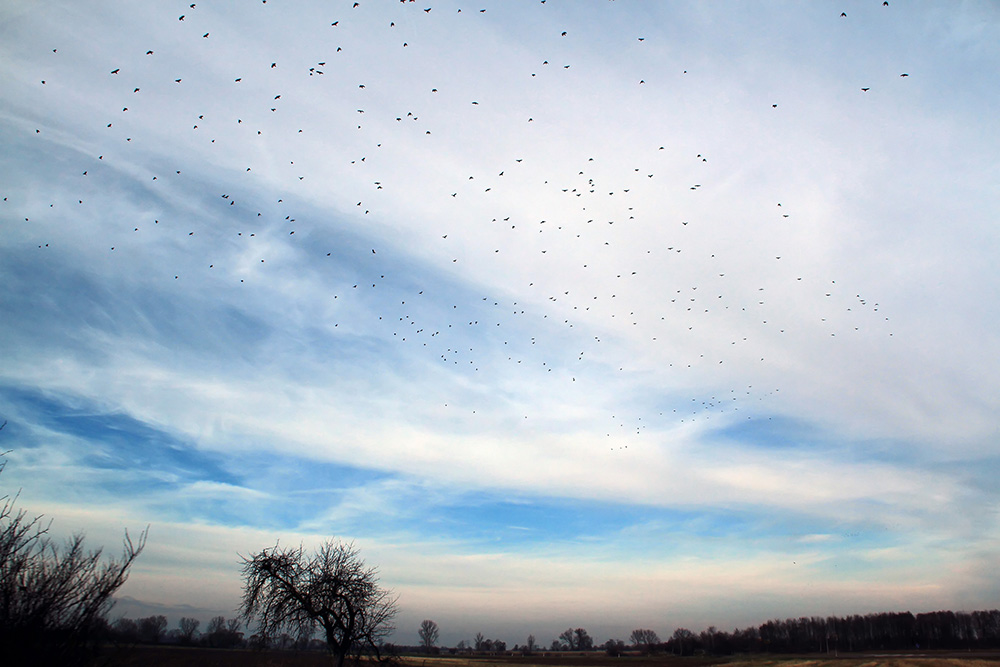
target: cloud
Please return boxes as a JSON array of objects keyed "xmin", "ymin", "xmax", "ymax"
[{"xmin": 2, "ymin": 0, "xmax": 1000, "ymax": 641}]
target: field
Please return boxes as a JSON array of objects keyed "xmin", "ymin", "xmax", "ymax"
[{"xmin": 95, "ymin": 648, "xmax": 1000, "ymax": 667}]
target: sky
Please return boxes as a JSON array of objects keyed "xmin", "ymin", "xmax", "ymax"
[{"xmin": 2, "ymin": 0, "xmax": 1000, "ymax": 649}]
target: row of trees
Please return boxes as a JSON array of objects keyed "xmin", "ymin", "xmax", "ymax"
[
  {"xmin": 414, "ymin": 611, "xmax": 1000, "ymax": 658},
  {"xmin": 585, "ymin": 611, "xmax": 1000, "ymax": 656},
  {"xmin": 105, "ymin": 614, "xmax": 244, "ymax": 648},
  {"xmin": 8, "ymin": 436, "xmax": 1000, "ymax": 665}
]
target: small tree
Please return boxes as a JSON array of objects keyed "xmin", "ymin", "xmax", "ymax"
[
  {"xmin": 604, "ymin": 638, "xmax": 626, "ymax": 656},
  {"xmin": 240, "ymin": 538, "xmax": 398, "ymax": 667},
  {"xmin": 671, "ymin": 628, "xmax": 695, "ymax": 656},
  {"xmin": 0, "ymin": 450, "xmax": 146, "ymax": 665},
  {"xmin": 138, "ymin": 614, "xmax": 168, "ymax": 643},
  {"xmin": 419, "ymin": 619, "xmax": 439, "ymax": 650},
  {"xmin": 112, "ymin": 617, "xmax": 139, "ymax": 643},
  {"xmin": 178, "ymin": 617, "xmax": 200, "ymax": 644},
  {"xmin": 560, "ymin": 627, "xmax": 592, "ymax": 650},
  {"xmin": 630, "ymin": 628, "xmax": 660, "ymax": 654},
  {"xmin": 205, "ymin": 615, "xmax": 243, "ymax": 648},
  {"xmin": 524, "ymin": 634, "xmax": 537, "ymax": 655}
]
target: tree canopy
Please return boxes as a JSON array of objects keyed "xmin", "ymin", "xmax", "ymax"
[{"xmin": 240, "ymin": 538, "xmax": 398, "ymax": 667}]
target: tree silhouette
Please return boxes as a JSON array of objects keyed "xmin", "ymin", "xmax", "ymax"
[
  {"xmin": 0, "ymin": 451, "xmax": 146, "ymax": 665},
  {"xmin": 630, "ymin": 628, "xmax": 660, "ymax": 653},
  {"xmin": 240, "ymin": 538, "xmax": 398, "ymax": 667},
  {"xmin": 418, "ymin": 619, "xmax": 439, "ymax": 649},
  {"xmin": 178, "ymin": 616, "xmax": 200, "ymax": 644},
  {"xmin": 137, "ymin": 615, "xmax": 167, "ymax": 643}
]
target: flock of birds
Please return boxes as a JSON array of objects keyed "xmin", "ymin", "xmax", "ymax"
[{"xmin": 7, "ymin": 1, "xmax": 903, "ymax": 452}]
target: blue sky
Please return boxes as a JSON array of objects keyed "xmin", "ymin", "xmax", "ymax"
[{"xmin": 2, "ymin": 0, "xmax": 1000, "ymax": 647}]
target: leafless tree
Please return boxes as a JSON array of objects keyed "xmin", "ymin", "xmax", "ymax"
[
  {"xmin": 0, "ymin": 451, "xmax": 147, "ymax": 665},
  {"xmin": 604, "ymin": 638, "xmax": 626, "ymax": 657},
  {"xmin": 138, "ymin": 615, "xmax": 168, "ymax": 643},
  {"xmin": 524, "ymin": 633, "xmax": 537, "ymax": 655},
  {"xmin": 630, "ymin": 628, "xmax": 660, "ymax": 653},
  {"xmin": 240, "ymin": 538, "xmax": 398, "ymax": 667},
  {"xmin": 178, "ymin": 617, "xmax": 200, "ymax": 644},
  {"xmin": 671, "ymin": 627, "xmax": 695, "ymax": 656},
  {"xmin": 559, "ymin": 627, "xmax": 592, "ymax": 650},
  {"xmin": 419, "ymin": 619, "xmax": 439, "ymax": 649}
]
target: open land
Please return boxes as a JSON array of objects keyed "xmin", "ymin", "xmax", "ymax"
[{"xmin": 96, "ymin": 648, "xmax": 1000, "ymax": 667}]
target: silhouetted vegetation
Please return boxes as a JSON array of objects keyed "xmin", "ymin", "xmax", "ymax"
[
  {"xmin": 0, "ymin": 450, "xmax": 146, "ymax": 666},
  {"xmin": 239, "ymin": 538, "xmax": 398, "ymax": 667},
  {"xmin": 419, "ymin": 619, "xmax": 440, "ymax": 651},
  {"xmin": 638, "ymin": 610, "xmax": 1000, "ymax": 655}
]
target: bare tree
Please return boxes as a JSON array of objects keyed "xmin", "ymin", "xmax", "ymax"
[
  {"xmin": 604, "ymin": 638, "xmax": 626, "ymax": 657},
  {"xmin": 559, "ymin": 628, "xmax": 576, "ymax": 650},
  {"xmin": 419, "ymin": 619, "xmax": 439, "ymax": 649},
  {"xmin": 178, "ymin": 617, "xmax": 200, "ymax": 644},
  {"xmin": 240, "ymin": 538, "xmax": 398, "ymax": 667},
  {"xmin": 0, "ymin": 451, "xmax": 146, "ymax": 665},
  {"xmin": 138, "ymin": 615, "xmax": 168, "ymax": 643},
  {"xmin": 524, "ymin": 634, "xmax": 537, "ymax": 655},
  {"xmin": 112, "ymin": 617, "xmax": 139, "ymax": 643},
  {"xmin": 474, "ymin": 632, "xmax": 486, "ymax": 651},
  {"xmin": 671, "ymin": 627, "xmax": 695, "ymax": 656},
  {"xmin": 630, "ymin": 628, "xmax": 660, "ymax": 653}
]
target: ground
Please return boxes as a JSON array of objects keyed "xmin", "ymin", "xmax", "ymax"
[{"xmin": 94, "ymin": 648, "xmax": 1000, "ymax": 667}]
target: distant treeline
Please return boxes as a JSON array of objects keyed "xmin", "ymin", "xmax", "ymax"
[
  {"xmin": 397, "ymin": 610, "xmax": 1000, "ymax": 658},
  {"xmin": 651, "ymin": 610, "xmax": 1000, "ymax": 655}
]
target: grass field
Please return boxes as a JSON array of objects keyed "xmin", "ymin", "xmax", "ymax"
[{"xmin": 97, "ymin": 647, "xmax": 1000, "ymax": 667}]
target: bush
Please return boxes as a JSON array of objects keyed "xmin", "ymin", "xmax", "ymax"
[{"xmin": 0, "ymin": 452, "xmax": 146, "ymax": 665}]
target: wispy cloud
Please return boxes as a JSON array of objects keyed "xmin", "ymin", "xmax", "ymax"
[{"xmin": 2, "ymin": 0, "xmax": 1000, "ymax": 645}]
